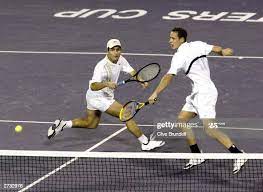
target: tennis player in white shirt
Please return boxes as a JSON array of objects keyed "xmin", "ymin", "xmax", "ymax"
[
  {"xmin": 148, "ymin": 27, "xmax": 246, "ymax": 173},
  {"xmin": 48, "ymin": 39, "xmax": 164, "ymax": 151}
]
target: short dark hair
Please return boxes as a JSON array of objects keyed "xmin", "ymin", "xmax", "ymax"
[
  {"xmin": 107, "ymin": 46, "xmax": 121, "ymax": 51},
  {"xmin": 171, "ymin": 27, "xmax": 187, "ymax": 42}
]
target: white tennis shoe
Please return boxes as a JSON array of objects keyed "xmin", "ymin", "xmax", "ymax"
[
  {"xmin": 184, "ymin": 158, "xmax": 206, "ymax": 170},
  {"xmin": 184, "ymin": 151, "xmax": 205, "ymax": 170},
  {"xmin": 233, "ymin": 151, "xmax": 248, "ymax": 174},
  {"xmin": 47, "ymin": 119, "xmax": 66, "ymax": 139},
  {"xmin": 141, "ymin": 140, "xmax": 165, "ymax": 151}
]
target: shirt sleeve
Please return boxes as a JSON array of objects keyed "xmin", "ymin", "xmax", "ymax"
[
  {"xmin": 167, "ymin": 53, "xmax": 185, "ymax": 75},
  {"xmin": 120, "ymin": 56, "xmax": 134, "ymax": 74},
  {"xmin": 198, "ymin": 41, "xmax": 213, "ymax": 55},
  {"xmin": 89, "ymin": 64, "xmax": 104, "ymax": 85}
]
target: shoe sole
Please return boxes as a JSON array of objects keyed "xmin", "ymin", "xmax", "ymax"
[
  {"xmin": 47, "ymin": 125, "xmax": 56, "ymax": 139},
  {"xmin": 233, "ymin": 159, "xmax": 248, "ymax": 174},
  {"xmin": 47, "ymin": 126, "xmax": 56, "ymax": 139},
  {"xmin": 141, "ymin": 141, "xmax": 166, "ymax": 151},
  {"xmin": 47, "ymin": 120, "xmax": 63, "ymax": 140},
  {"xmin": 183, "ymin": 160, "xmax": 206, "ymax": 170},
  {"xmin": 233, "ymin": 150, "xmax": 248, "ymax": 174}
]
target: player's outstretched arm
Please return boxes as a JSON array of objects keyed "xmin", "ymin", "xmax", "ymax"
[
  {"xmin": 148, "ymin": 74, "xmax": 174, "ymax": 104},
  {"xmin": 212, "ymin": 46, "xmax": 234, "ymax": 56}
]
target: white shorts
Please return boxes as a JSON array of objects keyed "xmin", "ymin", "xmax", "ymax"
[
  {"xmin": 86, "ymin": 94, "xmax": 115, "ymax": 112},
  {"xmin": 182, "ymin": 92, "xmax": 218, "ymax": 119}
]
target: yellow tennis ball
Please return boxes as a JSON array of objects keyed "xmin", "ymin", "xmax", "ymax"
[{"xmin": 15, "ymin": 125, "xmax": 23, "ymax": 133}]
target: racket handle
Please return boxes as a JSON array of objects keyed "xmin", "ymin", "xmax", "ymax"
[
  {"xmin": 117, "ymin": 81, "xmax": 125, "ymax": 86},
  {"xmin": 145, "ymin": 101, "xmax": 150, "ymax": 105},
  {"xmin": 145, "ymin": 98, "xmax": 157, "ymax": 105}
]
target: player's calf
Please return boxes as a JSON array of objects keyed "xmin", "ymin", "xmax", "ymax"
[{"xmin": 72, "ymin": 118, "xmax": 98, "ymax": 129}]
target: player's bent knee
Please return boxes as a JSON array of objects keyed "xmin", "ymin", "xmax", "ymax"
[
  {"xmin": 87, "ymin": 118, "xmax": 100, "ymax": 129},
  {"xmin": 177, "ymin": 111, "xmax": 196, "ymax": 122},
  {"xmin": 87, "ymin": 124, "xmax": 98, "ymax": 129},
  {"xmin": 80, "ymin": 122, "xmax": 98, "ymax": 129}
]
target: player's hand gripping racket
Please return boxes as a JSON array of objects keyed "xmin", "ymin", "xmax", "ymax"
[
  {"xmin": 117, "ymin": 63, "xmax": 160, "ymax": 86},
  {"xmin": 119, "ymin": 99, "xmax": 156, "ymax": 122}
]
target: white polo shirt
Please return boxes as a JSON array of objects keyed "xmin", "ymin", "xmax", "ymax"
[
  {"xmin": 167, "ymin": 41, "xmax": 217, "ymax": 94},
  {"xmin": 87, "ymin": 55, "xmax": 134, "ymax": 98}
]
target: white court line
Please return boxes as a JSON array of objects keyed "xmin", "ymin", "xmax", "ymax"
[
  {"xmin": 18, "ymin": 126, "xmax": 127, "ymax": 192},
  {"xmin": 0, "ymin": 50, "xmax": 262, "ymax": 59},
  {"xmin": 0, "ymin": 119, "xmax": 262, "ymax": 131},
  {"xmin": 0, "ymin": 119, "xmax": 152, "ymax": 127},
  {"xmin": 0, "ymin": 120, "xmax": 53, "ymax": 124}
]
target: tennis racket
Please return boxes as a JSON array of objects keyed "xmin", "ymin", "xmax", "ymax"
[
  {"xmin": 117, "ymin": 63, "xmax": 160, "ymax": 86},
  {"xmin": 119, "ymin": 99, "xmax": 156, "ymax": 122}
]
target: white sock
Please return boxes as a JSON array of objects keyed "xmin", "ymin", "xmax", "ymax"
[
  {"xmin": 138, "ymin": 134, "xmax": 149, "ymax": 145},
  {"xmin": 64, "ymin": 121, "xmax": 73, "ymax": 128}
]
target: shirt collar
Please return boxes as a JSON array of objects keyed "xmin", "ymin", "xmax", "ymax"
[
  {"xmin": 177, "ymin": 42, "xmax": 188, "ymax": 52},
  {"xmin": 105, "ymin": 56, "xmax": 120, "ymax": 65}
]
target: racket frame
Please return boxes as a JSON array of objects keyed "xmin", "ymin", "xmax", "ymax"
[
  {"xmin": 117, "ymin": 62, "xmax": 160, "ymax": 86},
  {"xmin": 119, "ymin": 101, "xmax": 150, "ymax": 122}
]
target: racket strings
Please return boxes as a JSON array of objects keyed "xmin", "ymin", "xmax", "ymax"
[
  {"xmin": 137, "ymin": 64, "xmax": 160, "ymax": 82},
  {"xmin": 120, "ymin": 102, "xmax": 137, "ymax": 121}
]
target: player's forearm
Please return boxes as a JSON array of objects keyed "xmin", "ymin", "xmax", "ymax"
[
  {"xmin": 90, "ymin": 82, "xmax": 109, "ymax": 91},
  {"xmin": 212, "ymin": 46, "xmax": 223, "ymax": 55},
  {"xmin": 212, "ymin": 46, "xmax": 233, "ymax": 56},
  {"xmin": 153, "ymin": 74, "xmax": 174, "ymax": 95}
]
